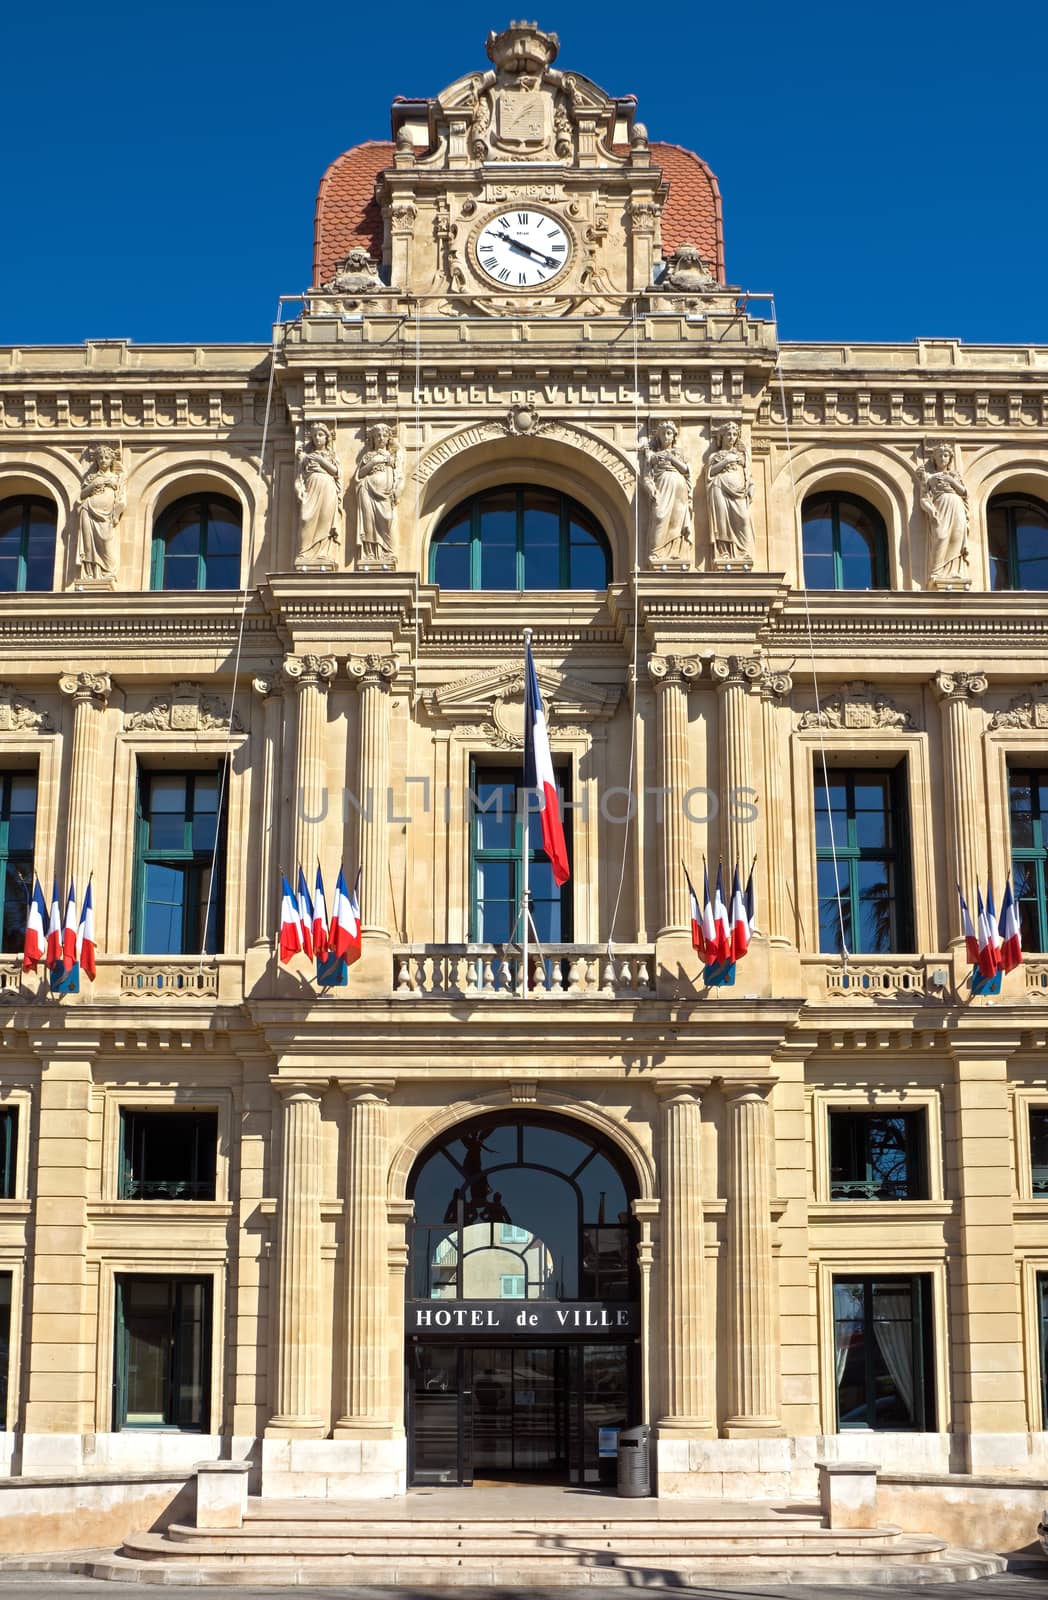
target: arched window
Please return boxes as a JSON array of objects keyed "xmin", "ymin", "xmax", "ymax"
[
  {"xmin": 151, "ymin": 494, "xmax": 242, "ymax": 591},
  {"xmin": 409, "ymin": 1113, "xmax": 637, "ymax": 1302},
  {"xmin": 802, "ymin": 492, "xmax": 889, "ymax": 590},
  {"xmin": 0, "ymin": 496, "xmax": 57, "ymax": 592},
  {"xmin": 430, "ymin": 486, "xmax": 610, "ymax": 591},
  {"xmin": 989, "ymin": 494, "xmax": 1048, "ymax": 591}
]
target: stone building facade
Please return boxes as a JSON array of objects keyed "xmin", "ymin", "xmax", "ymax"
[{"xmin": 1, "ymin": 21, "xmax": 1048, "ymax": 1502}]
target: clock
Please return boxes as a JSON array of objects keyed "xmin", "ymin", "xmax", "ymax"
[{"xmin": 473, "ymin": 208, "xmax": 572, "ymax": 289}]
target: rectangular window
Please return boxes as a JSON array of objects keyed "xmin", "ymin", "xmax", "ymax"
[
  {"xmin": 815, "ymin": 765, "xmax": 913, "ymax": 955},
  {"xmin": 500, "ymin": 1274, "xmax": 525, "ymax": 1299},
  {"xmin": 829, "ymin": 1109, "xmax": 927, "ymax": 1200},
  {"xmin": 470, "ymin": 762, "xmax": 571, "ymax": 945},
  {"xmin": 833, "ymin": 1275, "xmax": 934, "ymax": 1431},
  {"xmin": 1039, "ymin": 1274, "xmax": 1048, "ymax": 1428},
  {"xmin": 500, "ymin": 1223, "xmax": 530, "ymax": 1244},
  {"xmin": 0, "ymin": 1108, "xmax": 17, "ymax": 1200},
  {"xmin": 0, "ymin": 1272, "xmax": 10, "ymax": 1429},
  {"xmin": 119, "ymin": 1110, "xmax": 218, "ymax": 1201},
  {"xmin": 1031, "ymin": 1109, "xmax": 1048, "ymax": 1197},
  {"xmin": 1009, "ymin": 769, "xmax": 1048, "ymax": 953},
  {"xmin": 133, "ymin": 766, "xmax": 227, "ymax": 955},
  {"xmin": 0, "ymin": 771, "xmax": 36, "ymax": 954},
  {"xmin": 113, "ymin": 1275, "xmax": 211, "ymax": 1431}
]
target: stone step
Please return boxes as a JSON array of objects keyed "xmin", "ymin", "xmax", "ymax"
[{"xmin": 240, "ymin": 1512, "xmax": 828, "ymax": 1533}]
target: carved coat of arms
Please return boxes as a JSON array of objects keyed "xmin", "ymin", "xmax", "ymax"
[{"xmin": 491, "ymin": 81, "xmax": 554, "ymax": 153}]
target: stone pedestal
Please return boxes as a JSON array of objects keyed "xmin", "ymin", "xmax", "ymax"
[
  {"xmin": 722, "ymin": 1082, "xmax": 783, "ymax": 1437},
  {"xmin": 266, "ymin": 1086, "xmax": 325, "ymax": 1439},
  {"xmin": 195, "ymin": 1461, "xmax": 250, "ymax": 1529},
  {"xmin": 817, "ymin": 1460, "xmax": 879, "ymax": 1529}
]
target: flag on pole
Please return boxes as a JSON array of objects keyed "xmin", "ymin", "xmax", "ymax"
[
  {"xmin": 62, "ymin": 879, "xmax": 77, "ymax": 972},
  {"xmin": 998, "ymin": 875, "xmax": 1023, "ymax": 973},
  {"xmin": 713, "ymin": 864, "xmax": 731, "ymax": 964},
  {"xmin": 684, "ymin": 865, "xmax": 705, "ymax": 958},
  {"xmin": 76, "ymin": 881, "xmax": 96, "ymax": 980},
  {"xmin": 312, "ymin": 865, "xmax": 329, "ymax": 962},
  {"xmin": 46, "ymin": 878, "xmax": 62, "ymax": 966},
  {"xmin": 330, "ymin": 866, "xmax": 362, "ymax": 965},
  {"xmin": 22, "ymin": 875, "xmax": 47, "ymax": 972},
  {"xmin": 278, "ymin": 872, "xmax": 305, "ymax": 964},
  {"xmin": 975, "ymin": 887, "xmax": 998, "ymax": 979},
  {"xmin": 744, "ymin": 862, "xmax": 757, "ymax": 942},
  {"xmin": 296, "ymin": 867, "xmax": 315, "ymax": 961},
  {"xmin": 701, "ymin": 864, "xmax": 717, "ymax": 963},
  {"xmin": 957, "ymin": 884, "xmax": 979, "ymax": 965},
  {"xmin": 523, "ymin": 636, "xmax": 569, "ymax": 886},
  {"xmin": 986, "ymin": 878, "xmax": 1003, "ymax": 968},
  {"xmin": 730, "ymin": 864, "xmax": 750, "ymax": 961}
]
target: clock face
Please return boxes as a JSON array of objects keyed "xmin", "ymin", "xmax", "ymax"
[{"xmin": 474, "ymin": 209, "xmax": 571, "ymax": 289}]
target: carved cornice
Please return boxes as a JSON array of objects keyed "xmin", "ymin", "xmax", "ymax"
[
  {"xmin": 933, "ymin": 670, "xmax": 988, "ymax": 703},
  {"xmin": 647, "ymin": 653, "xmax": 703, "ymax": 690},
  {"xmin": 0, "ymin": 685, "xmax": 52, "ymax": 733},
  {"xmin": 346, "ymin": 653, "xmax": 399, "ymax": 689},
  {"xmin": 123, "ymin": 682, "xmax": 243, "ymax": 733},
  {"xmin": 989, "ymin": 685, "xmax": 1048, "ymax": 729},
  {"xmin": 59, "ymin": 671, "xmax": 111, "ymax": 705},
  {"xmin": 798, "ymin": 682, "xmax": 917, "ymax": 731},
  {"xmin": 710, "ymin": 653, "xmax": 763, "ymax": 690},
  {"xmin": 283, "ymin": 654, "xmax": 337, "ymax": 691}
]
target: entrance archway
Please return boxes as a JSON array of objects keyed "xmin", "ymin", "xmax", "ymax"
[{"xmin": 405, "ymin": 1110, "xmax": 641, "ymax": 1486}]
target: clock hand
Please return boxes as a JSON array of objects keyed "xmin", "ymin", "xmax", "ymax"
[{"xmin": 493, "ymin": 231, "xmax": 559, "ymax": 270}]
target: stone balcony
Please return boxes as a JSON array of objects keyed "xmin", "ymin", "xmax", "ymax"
[
  {"xmin": 392, "ymin": 944, "xmax": 655, "ymax": 999},
  {"xmin": 801, "ymin": 953, "xmax": 952, "ymax": 1004},
  {"xmin": 0, "ymin": 954, "xmax": 245, "ymax": 1006}
]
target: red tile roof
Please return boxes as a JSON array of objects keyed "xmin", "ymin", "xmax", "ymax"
[{"xmin": 312, "ymin": 139, "xmax": 724, "ymax": 286}]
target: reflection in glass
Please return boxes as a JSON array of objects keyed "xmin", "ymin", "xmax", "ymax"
[
  {"xmin": 430, "ymin": 487, "xmax": 610, "ymax": 592},
  {"xmin": 834, "ymin": 1276, "xmax": 929, "ymax": 1431},
  {"xmin": 802, "ymin": 493, "xmax": 888, "ymax": 590},
  {"xmin": 814, "ymin": 767, "xmax": 911, "ymax": 955},
  {"xmin": 989, "ymin": 496, "xmax": 1048, "ymax": 591}
]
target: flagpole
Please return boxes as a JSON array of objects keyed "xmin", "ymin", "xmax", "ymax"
[{"xmin": 521, "ymin": 627, "xmax": 531, "ymax": 1001}]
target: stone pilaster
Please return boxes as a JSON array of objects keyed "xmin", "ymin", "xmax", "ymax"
[
  {"xmin": 758, "ymin": 666, "xmax": 794, "ymax": 943},
  {"xmin": 58, "ymin": 671, "xmax": 111, "ymax": 898},
  {"xmin": 284, "ymin": 654, "xmax": 336, "ymax": 879},
  {"xmin": 347, "ymin": 654, "xmax": 398, "ymax": 962},
  {"xmin": 710, "ymin": 653, "xmax": 762, "ymax": 880},
  {"xmin": 657, "ymin": 1084, "xmax": 714, "ymax": 1435},
  {"xmin": 647, "ymin": 654, "xmax": 702, "ymax": 937},
  {"xmin": 934, "ymin": 670, "xmax": 988, "ymax": 931},
  {"xmin": 335, "ymin": 1083, "xmax": 395, "ymax": 1437},
  {"xmin": 722, "ymin": 1081, "xmax": 783, "ymax": 1437},
  {"xmin": 267, "ymin": 1085, "xmax": 325, "ymax": 1437},
  {"xmin": 251, "ymin": 671, "xmax": 287, "ymax": 946}
]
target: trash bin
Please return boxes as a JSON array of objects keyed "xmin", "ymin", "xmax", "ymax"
[{"xmin": 616, "ymin": 1423, "xmax": 651, "ymax": 1497}]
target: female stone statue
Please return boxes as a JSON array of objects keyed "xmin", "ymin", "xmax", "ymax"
[
  {"xmin": 706, "ymin": 421, "xmax": 755, "ymax": 566},
  {"xmin": 919, "ymin": 441, "xmax": 970, "ymax": 587},
  {"xmin": 294, "ymin": 422, "xmax": 343, "ymax": 567},
  {"xmin": 76, "ymin": 443, "xmax": 126, "ymax": 582},
  {"xmin": 354, "ymin": 424, "xmax": 404, "ymax": 567},
  {"xmin": 642, "ymin": 418, "xmax": 693, "ymax": 566}
]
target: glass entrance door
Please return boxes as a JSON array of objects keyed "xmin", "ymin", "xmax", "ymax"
[{"xmin": 471, "ymin": 1346, "xmax": 570, "ymax": 1479}]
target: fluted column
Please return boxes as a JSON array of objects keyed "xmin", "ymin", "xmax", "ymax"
[
  {"xmin": 58, "ymin": 671, "xmax": 111, "ymax": 896},
  {"xmin": 934, "ymin": 670, "xmax": 988, "ymax": 925},
  {"xmin": 251, "ymin": 670, "xmax": 287, "ymax": 944},
  {"xmin": 723, "ymin": 1082, "xmax": 783, "ymax": 1436},
  {"xmin": 346, "ymin": 653, "xmax": 398, "ymax": 938},
  {"xmin": 284, "ymin": 654, "xmax": 336, "ymax": 877},
  {"xmin": 758, "ymin": 665, "xmax": 794, "ymax": 942},
  {"xmin": 267, "ymin": 1085, "xmax": 325, "ymax": 1436},
  {"xmin": 658, "ymin": 1084, "xmax": 714, "ymax": 1433},
  {"xmin": 647, "ymin": 655, "xmax": 702, "ymax": 936},
  {"xmin": 335, "ymin": 1083, "xmax": 394, "ymax": 1436},
  {"xmin": 711, "ymin": 654, "xmax": 762, "ymax": 879}
]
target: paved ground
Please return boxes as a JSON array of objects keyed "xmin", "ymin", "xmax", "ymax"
[{"xmin": 0, "ymin": 1573, "xmax": 1044, "ymax": 1599}]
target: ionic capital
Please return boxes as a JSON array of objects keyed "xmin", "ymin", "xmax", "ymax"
[
  {"xmin": 711, "ymin": 653, "xmax": 764, "ymax": 691},
  {"xmin": 253, "ymin": 669, "xmax": 288, "ymax": 700},
  {"xmin": 271, "ymin": 1079, "xmax": 323, "ymax": 1105},
  {"xmin": 721, "ymin": 1079, "xmax": 773, "ymax": 1104},
  {"xmin": 758, "ymin": 665, "xmax": 793, "ymax": 701},
  {"xmin": 647, "ymin": 653, "xmax": 703, "ymax": 691},
  {"xmin": 337, "ymin": 1078, "xmax": 395, "ymax": 1106},
  {"xmin": 346, "ymin": 653, "xmax": 399, "ymax": 690},
  {"xmin": 283, "ymin": 654, "xmax": 337, "ymax": 691},
  {"xmin": 58, "ymin": 670, "xmax": 111, "ymax": 706},
  {"xmin": 656, "ymin": 1080, "xmax": 712, "ymax": 1107},
  {"xmin": 934, "ymin": 669, "xmax": 988, "ymax": 702}
]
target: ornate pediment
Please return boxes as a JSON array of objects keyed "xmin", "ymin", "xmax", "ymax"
[
  {"xmin": 797, "ymin": 682, "xmax": 917, "ymax": 732},
  {"xmin": 124, "ymin": 682, "xmax": 244, "ymax": 733},
  {"xmin": 989, "ymin": 685, "xmax": 1048, "ymax": 730},
  {"xmin": 427, "ymin": 662, "xmax": 620, "ymax": 747},
  {"xmin": 0, "ymin": 684, "xmax": 52, "ymax": 733}
]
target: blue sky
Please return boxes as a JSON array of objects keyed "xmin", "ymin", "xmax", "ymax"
[{"xmin": 5, "ymin": 0, "xmax": 1046, "ymax": 347}]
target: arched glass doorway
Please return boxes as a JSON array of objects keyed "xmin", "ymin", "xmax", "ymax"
[{"xmin": 406, "ymin": 1112, "xmax": 641, "ymax": 1486}]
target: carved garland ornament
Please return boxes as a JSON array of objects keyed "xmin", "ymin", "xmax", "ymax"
[
  {"xmin": 797, "ymin": 682, "xmax": 916, "ymax": 731},
  {"xmin": 124, "ymin": 682, "xmax": 243, "ymax": 733}
]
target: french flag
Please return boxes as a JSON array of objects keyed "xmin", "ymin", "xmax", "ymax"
[
  {"xmin": 701, "ymin": 864, "xmax": 718, "ymax": 963},
  {"xmin": 730, "ymin": 864, "xmax": 750, "ymax": 961},
  {"xmin": 62, "ymin": 879, "xmax": 78, "ymax": 972},
  {"xmin": 957, "ymin": 884, "xmax": 979, "ymax": 965},
  {"xmin": 278, "ymin": 872, "xmax": 305, "ymax": 964},
  {"xmin": 296, "ymin": 867, "xmax": 315, "ymax": 961},
  {"xmin": 76, "ymin": 881, "xmax": 96, "ymax": 981},
  {"xmin": 312, "ymin": 865, "xmax": 329, "ymax": 962},
  {"xmin": 523, "ymin": 637, "xmax": 569, "ymax": 886},
  {"xmin": 713, "ymin": 864, "xmax": 731, "ymax": 964},
  {"xmin": 330, "ymin": 867, "xmax": 362, "ymax": 965},
  {"xmin": 22, "ymin": 875, "xmax": 47, "ymax": 972},
  {"xmin": 975, "ymin": 887, "xmax": 998, "ymax": 979},
  {"xmin": 986, "ymin": 878, "xmax": 1003, "ymax": 969},
  {"xmin": 998, "ymin": 876, "xmax": 1023, "ymax": 973},
  {"xmin": 46, "ymin": 878, "xmax": 62, "ymax": 967},
  {"xmin": 684, "ymin": 865, "xmax": 705, "ymax": 958},
  {"xmin": 744, "ymin": 863, "xmax": 757, "ymax": 942}
]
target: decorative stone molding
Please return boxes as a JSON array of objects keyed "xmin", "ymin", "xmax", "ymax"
[
  {"xmin": 346, "ymin": 654, "xmax": 399, "ymax": 690},
  {"xmin": 0, "ymin": 685, "xmax": 53, "ymax": 733},
  {"xmin": 252, "ymin": 671, "xmax": 287, "ymax": 700},
  {"xmin": 933, "ymin": 670, "xmax": 988, "ymax": 703},
  {"xmin": 124, "ymin": 682, "xmax": 243, "ymax": 733},
  {"xmin": 710, "ymin": 653, "xmax": 763, "ymax": 690},
  {"xmin": 501, "ymin": 402, "xmax": 546, "ymax": 437},
  {"xmin": 758, "ymin": 664, "xmax": 793, "ymax": 700},
  {"xmin": 989, "ymin": 686, "xmax": 1048, "ymax": 729},
  {"xmin": 58, "ymin": 671, "xmax": 111, "ymax": 706},
  {"xmin": 428, "ymin": 662, "xmax": 619, "ymax": 745},
  {"xmin": 656, "ymin": 243, "xmax": 719, "ymax": 293},
  {"xmin": 413, "ymin": 418, "xmax": 635, "ymax": 494},
  {"xmin": 321, "ymin": 248, "xmax": 383, "ymax": 296},
  {"xmin": 283, "ymin": 654, "xmax": 337, "ymax": 691},
  {"xmin": 798, "ymin": 682, "xmax": 916, "ymax": 730},
  {"xmin": 354, "ymin": 424, "xmax": 403, "ymax": 570},
  {"xmin": 647, "ymin": 654, "xmax": 703, "ymax": 689}
]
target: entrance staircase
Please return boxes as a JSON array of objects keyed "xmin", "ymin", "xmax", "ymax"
[{"xmin": 60, "ymin": 1490, "xmax": 1005, "ymax": 1587}]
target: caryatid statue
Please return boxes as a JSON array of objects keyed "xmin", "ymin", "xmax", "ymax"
[
  {"xmin": 294, "ymin": 421, "xmax": 343, "ymax": 569},
  {"xmin": 75, "ymin": 442, "xmax": 126, "ymax": 584},
  {"xmin": 354, "ymin": 423, "xmax": 404, "ymax": 569},
  {"xmin": 918, "ymin": 440, "xmax": 971, "ymax": 589},
  {"xmin": 706, "ymin": 420, "xmax": 755, "ymax": 569},
  {"xmin": 641, "ymin": 417, "xmax": 693, "ymax": 568}
]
